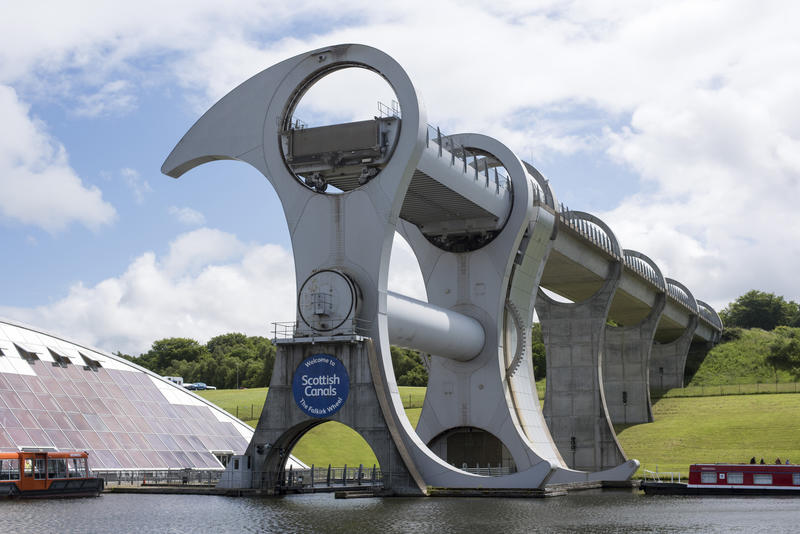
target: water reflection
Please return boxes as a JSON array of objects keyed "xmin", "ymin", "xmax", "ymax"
[{"xmin": 3, "ymin": 490, "xmax": 799, "ymax": 533}]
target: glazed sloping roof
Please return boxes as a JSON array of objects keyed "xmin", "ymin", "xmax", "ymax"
[{"xmin": 0, "ymin": 318, "xmax": 252, "ymax": 470}]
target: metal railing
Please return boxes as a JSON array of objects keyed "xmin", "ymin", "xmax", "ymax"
[
  {"xmin": 94, "ymin": 469, "xmax": 224, "ymax": 487},
  {"xmin": 458, "ymin": 466, "xmax": 515, "ymax": 476},
  {"xmin": 623, "ymin": 251, "xmax": 666, "ymax": 291},
  {"xmin": 666, "ymin": 280, "xmax": 696, "ymax": 313},
  {"xmin": 272, "ymin": 318, "xmax": 372, "ymax": 340},
  {"xmin": 652, "ymin": 381, "xmax": 800, "ymax": 398},
  {"xmin": 424, "ymin": 124, "xmax": 515, "ymax": 197},
  {"xmin": 377, "ymin": 100, "xmax": 400, "ymax": 119},
  {"xmin": 697, "ymin": 300, "xmax": 723, "ymax": 331},
  {"xmin": 643, "ymin": 468, "xmax": 681, "ymax": 483},
  {"xmin": 281, "ymin": 464, "xmax": 383, "ymax": 490},
  {"xmin": 558, "ymin": 204, "xmax": 621, "ymax": 260}
]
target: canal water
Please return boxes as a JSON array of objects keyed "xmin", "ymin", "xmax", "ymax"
[{"xmin": 3, "ymin": 490, "xmax": 798, "ymax": 533}]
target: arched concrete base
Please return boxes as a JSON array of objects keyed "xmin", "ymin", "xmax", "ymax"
[{"xmin": 241, "ymin": 340, "xmax": 426, "ymax": 496}]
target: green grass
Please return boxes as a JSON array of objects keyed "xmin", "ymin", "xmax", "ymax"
[
  {"xmin": 201, "ymin": 385, "xmax": 800, "ymax": 477},
  {"xmin": 688, "ymin": 328, "xmax": 793, "ymax": 385},
  {"xmin": 616, "ymin": 393, "xmax": 800, "ymax": 478},
  {"xmin": 198, "ymin": 387, "xmax": 268, "ymax": 426},
  {"xmin": 198, "ymin": 386, "xmax": 426, "ymax": 466}
]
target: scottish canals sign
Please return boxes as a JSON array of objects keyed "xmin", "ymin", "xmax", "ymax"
[{"xmin": 292, "ymin": 354, "xmax": 350, "ymax": 418}]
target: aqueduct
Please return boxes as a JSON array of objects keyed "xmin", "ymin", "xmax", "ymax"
[{"xmin": 162, "ymin": 44, "xmax": 722, "ymax": 494}]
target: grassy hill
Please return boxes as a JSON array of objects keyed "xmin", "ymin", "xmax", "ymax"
[
  {"xmin": 617, "ymin": 393, "xmax": 800, "ymax": 477},
  {"xmin": 687, "ymin": 328, "xmax": 796, "ymax": 385}
]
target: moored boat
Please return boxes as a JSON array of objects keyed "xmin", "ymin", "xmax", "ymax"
[
  {"xmin": 643, "ymin": 463, "xmax": 800, "ymax": 495},
  {"xmin": 0, "ymin": 450, "xmax": 104, "ymax": 498}
]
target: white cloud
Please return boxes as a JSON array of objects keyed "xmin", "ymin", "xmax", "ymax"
[
  {"xmin": 121, "ymin": 167, "xmax": 152, "ymax": 204},
  {"xmin": 74, "ymin": 80, "xmax": 136, "ymax": 117},
  {"xmin": 0, "ymin": 227, "xmax": 428, "ymax": 354},
  {"xmin": 0, "ymin": 85, "xmax": 116, "ymax": 232},
  {"xmin": 1, "ymin": 0, "xmax": 800, "ymax": 312},
  {"xmin": 169, "ymin": 206, "xmax": 206, "ymax": 226},
  {"xmin": 0, "ymin": 228, "xmax": 295, "ymax": 354}
]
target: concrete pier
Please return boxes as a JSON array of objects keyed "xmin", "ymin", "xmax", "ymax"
[
  {"xmin": 536, "ymin": 262, "xmax": 627, "ymax": 472},
  {"xmin": 649, "ymin": 316, "xmax": 699, "ymax": 391},
  {"xmin": 602, "ymin": 294, "xmax": 665, "ymax": 424}
]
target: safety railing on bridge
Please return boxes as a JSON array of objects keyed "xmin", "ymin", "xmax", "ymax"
[
  {"xmin": 557, "ymin": 204, "xmax": 621, "ymax": 260},
  {"xmin": 424, "ymin": 124, "xmax": 530, "ymax": 199},
  {"xmin": 665, "ymin": 278, "xmax": 698, "ymax": 314},
  {"xmin": 623, "ymin": 250, "xmax": 666, "ymax": 292},
  {"xmin": 697, "ymin": 299, "xmax": 723, "ymax": 331}
]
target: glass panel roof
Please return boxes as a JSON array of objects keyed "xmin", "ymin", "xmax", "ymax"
[{"xmin": 0, "ymin": 320, "xmax": 254, "ymax": 470}]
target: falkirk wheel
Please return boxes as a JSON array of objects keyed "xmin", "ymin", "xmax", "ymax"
[{"xmin": 162, "ymin": 44, "xmax": 647, "ymax": 495}]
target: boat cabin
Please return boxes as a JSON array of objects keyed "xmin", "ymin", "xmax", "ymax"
[
  {"xmin": 0, "ymin": 450, "xmax": 101, "ymax": 498},
  {"xmin": 689, "ymin": 463, "xmax": 800, "ymax": 490}
]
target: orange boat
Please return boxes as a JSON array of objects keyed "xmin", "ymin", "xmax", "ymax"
[{"xmin": 0, "ymin": 451, "xmax": 104, "ymax": 498}]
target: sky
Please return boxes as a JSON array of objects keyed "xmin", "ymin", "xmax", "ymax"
[{"xmin": 1, "ymin": 0, "xmax": 798, "ymax": 355}]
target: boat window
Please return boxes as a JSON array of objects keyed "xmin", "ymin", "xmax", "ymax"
[
  {"xmin": 47, "ymin": 458, "xmax": 68, "ymax": 479},
  {"xmin": 701, "ymin": 472, "xmax": 717, "ymax": 483},
  {"xmin": 68, "ymin": 458, "xmax": 87, "ymax": 478},
  {"xmin": 793, "ymin": 473, "xmax": 800, "ymax": 485},
  {"xmin": 753, "ymin": 473, "xmax": 772, "ymax": 484},
  {"xmin": 0, "ymin": 459, "xmax": 20, "ymax": 480},
  {"xmin": 727, "ymin": 472, "xmax": 743, "ymax": 484},
  {"xmin": 34, "ymin": 458, "xmax": 46, "ymax": 479}
]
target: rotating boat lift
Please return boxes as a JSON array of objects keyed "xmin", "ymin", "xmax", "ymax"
[{"xmin": 162, "ymin": 44, "xmax": 718, "ymax": 494}]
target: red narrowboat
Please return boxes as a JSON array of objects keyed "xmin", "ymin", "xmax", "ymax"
[
  {"xmin": 643, "ymin": 463, "xmax": 800, "ymax": 495},
  {"xmin": 0, "ymin": 450, "xmax": 104, "ymax": 498}
]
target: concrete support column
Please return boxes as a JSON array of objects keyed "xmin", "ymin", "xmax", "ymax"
[
  {"xmin": 536, "ymin": 263, "xmax": 627, "ymax": 472},
  {"xmin": 649, "ymin": 316, "xmax": 699, "ymax": 391},
  {"xmin": 602, "ymin": 294, "xmax": 666, "ymax": 424},
  {"xmin": 246, "ymin": 340, "xmax": 424, "ymax": 496}
]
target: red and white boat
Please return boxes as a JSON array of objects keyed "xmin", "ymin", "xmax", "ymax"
[{"xmin": 643, "ymin": 463, "xmax": 800, "ymax": 495}]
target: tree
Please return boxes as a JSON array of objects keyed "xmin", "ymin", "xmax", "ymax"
[
  {"xmin": 719, "ymin": 290, "xmax": 798, "ymax": 330},
  {"xmin": 765, "ymin": 327, "xmax": 800, "ymax": 377},
  {"xmin": 138, "ymin": 338, "xmax": 209, "ymax": 374},
  {"xmin": 531, "ymin": 323, "xmax": 546, "ymax": 379},
  {"xmin": 390, "ymin": 346, "xmax": 428, "ymax": 386}
]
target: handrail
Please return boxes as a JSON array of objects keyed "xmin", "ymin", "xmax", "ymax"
[
  {"xmin": 643, "ymin": 468, "xmax": 681, "ymax": 483},
  {"xmin": 697, "ymin": 299, "xmax": 723, "ymax": 331},
  {"xmin": 623, "ymin": 249, "xmax": 666, "ymax": 292},
  {"xmin": 558, "ymin": 206, "xmax": 622, "ymax": 260},
  {"xmin": 665, "ymin": 278, "xmax": 699, "ymax": 314},
  {"xmin": 425, "ymin": 124, "xmax": 513, "ymax": 196}
]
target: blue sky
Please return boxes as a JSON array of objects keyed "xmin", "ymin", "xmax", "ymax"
[{"xmin": 1, "ymin": 1, "xmax": 799, "ymax": 354}]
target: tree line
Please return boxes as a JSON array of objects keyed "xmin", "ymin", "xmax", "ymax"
[
  {"xmin": 719, "ymin": 290, "xmax": 800, "ymax": 379},
  {"xmin": 117, "ymin": 290, "xmax": 799, "ymax": 390},
  {"xmin": 121, "ymin": 325, "xmax": 548, "ymax": 390},
  {"xmin": 116, "ymin": 333, "xmax": 275, "ymax": 389}
]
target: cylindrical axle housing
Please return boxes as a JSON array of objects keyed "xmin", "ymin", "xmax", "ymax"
[{"xmin": 387, "ymin": 291, "xmax": 485, "ymax": 361}]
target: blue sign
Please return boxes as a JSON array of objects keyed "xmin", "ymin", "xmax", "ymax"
[{"xmin": 292, "ymin": 354, "xmax": 350, "ymax": 418}]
